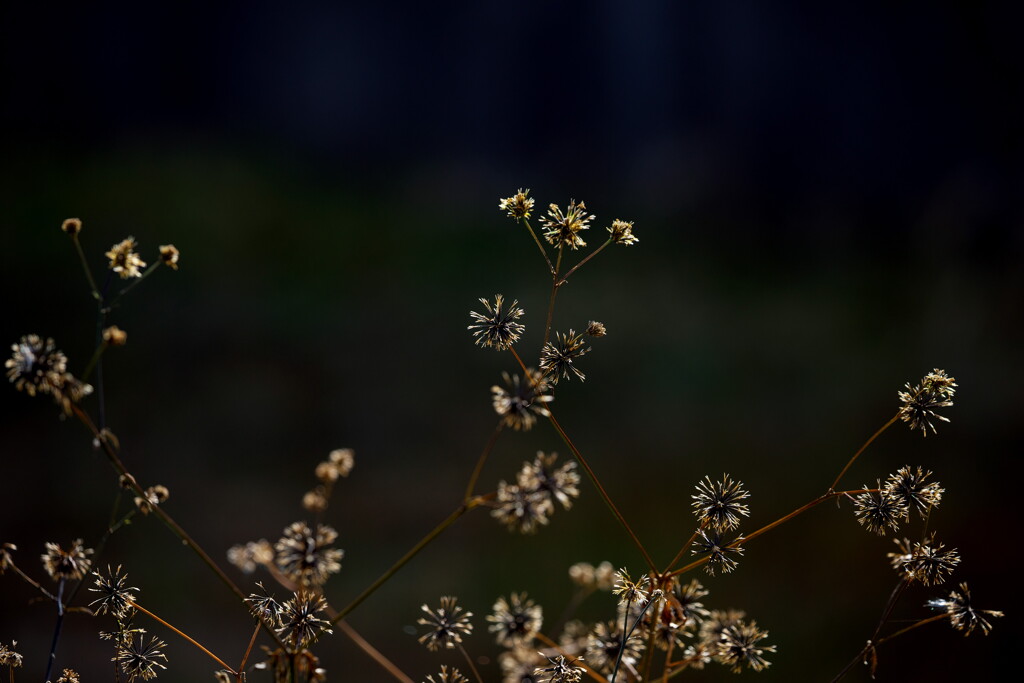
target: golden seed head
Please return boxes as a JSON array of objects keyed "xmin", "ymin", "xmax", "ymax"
[
  {"xmin": 499, "ymin": 188, "xmax": 536, "ymax": 220},
  {"xmin": 61, "ymin": 218, "xmax": 82, "ymax": 236},
  {"xmin": 103, "ymin": 325, "xmax": 128, "ymax": 346},
  {"xmin": 607, "ymin": 219, "xmax": 638, "ymax": 245},
  {"xmin": 106, "ymin": 237, "xmax": 147, "ymax": 279},
  {"xmin": 159, "ymin": 244, "xmax": 180, "ymax": 270}
]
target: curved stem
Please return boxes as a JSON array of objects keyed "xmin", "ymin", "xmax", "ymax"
[
  {"xmin": 557, "ymin": 239, "xmax": 611, "ymax": 286},
  {"xmin": 543, "ymin": 247, "xmax": 564, "ymax": 347},
  {"xmin": 129, "ymin": 600, "xmax": 236, "ymax": 674},
  {"xmin": 70, "ymin": 234, "xmax": 101, "ymax": 301},
  {"xmin": 521, "ymin": 218, "xmax": 555, "ymax": 276},
  {"xmin": 44, "ymin": 577, "xmax": 66, "ymax": 683},
  {"xmin": 829, "ymin": 411, "xmax": 902, "ymax": 491},
  {"xmin": 333, "ymin": 620, "xmax": 414, "ymax": 683},
  {"xmin": 831, "ymin": 579, "xmax": 910, "ymax": 682},
  {"xmin": 463, "ymin": 422, "xmax": 503, "ymax": 502},
  {"xmin": 458, "ymin": 644, "xmax": 484, "ymax": 683}
]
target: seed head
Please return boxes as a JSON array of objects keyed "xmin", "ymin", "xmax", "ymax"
[
  {"xmin": 927, "ymin": 582, "xmax": 1004, "ymax": 636},
  {"xmin": 491, "ymin": 481, "xmax": 554, "ymax": 534},
  {"xmin": 114, "ymin": 632, "xmax": 168, "ymax": 681},
  {"xmin": 42, "ymin": 539, "xmax": 93, "ymax": 581},
  {"xmin": 424, "ymin": 665, "xmax": 469, "ymax": 683},
  {"xmin": 499, "ymin": 189, "xmax": 536, "ymax": 220},
  {"xmin": 607, "ymin": 219, "xmax": 638, "ymax": 246},
  {"xmin": 56, "ymin": 669, "xmax": 80, "ymax": 683},
  {"xmin": 486, "ymin": 592, "xmax": 543, "ymax": 647},
  {"xmin": 883, "ymin": 466, "xmax": 943, "ymax": 518},
  {"xmin": 133, "ymin": 485, "xmax": 169, "ymax": 515},
  {"xmin": 541, "ymin": 200, "xmax": 593, "ymax": 250},
  {"xmin": 517, "ymin": 451, "xmax": 580, "ymax": 510},
  {"xmin": 585, "ymin": 621, "xmax": 645, "ymax": 675},
  {"xmin": 61, "ymin": 217, "xmax": 82, "ymax": 235},
  {"xmin": 714, "ymin": 620, "xmax": 776, "ymax": 673},
  {"xmin": 417, "ymin": 596, "xmax": 473, "ymax": 652},
  {"xmin": 691, "ymin": 474, "xmax": 751, "ymax": 532},
  {"xmin": 6, "ymin": 335, "xmax": 67, "ymax": 397},
  {"xmin": 106, "ymin": 237, "xmax": 147, "ymax": 279},
  {"xmin": 898, "ymin": 369, "xmax": 956, "ymax": 436},
  {"xmin": 158, "ymin": 244, "xmax": 179, "ymax": 270},
  {"xmin": 539, "ymin": 330, "xmax": 590, "ymax": 384},
  {"xmin": 895, "ymin": 534, "xmax": 960, "ymax": 586},
  {"xmin": 499, "ymin": 647, "xmax": 546, "ymax": 683},
  {"xmin": 568, "ymin": 561, "xmax": 616, "ymax": 591},
  {"xmin": 89, "ymin": 565, "xmax": 139, "ymax": 619},
  {"xmin": 0, "ymin": 642, "xmax": 23, "ymax": 667},
  {"xmin": 278, "ymin": 591, "xmax": 333, "ymax": 648},
  {"xmin": 491, "ymin": 370, "xmax": 553, "ymax": 431},
  {"xmin": 469, "ymin": 294, "xmax": 526, "ymax": 351},
  {"xmin": 852, "ymin": 483, "xmax": 908, "ymax": 535},
  {"xmin": 691, "ymin": 530, "xmax": 744, "ymax": 576},
  {"xmin": 228, "ymin": 540, "xmax": 275, "ymax": 574},
  {"xmin": 274, "ymin": 522, "xmax": 344, "ymax": 588},
  {"xmin": 585, "ymin": 321, "xmax": 607, "ymax": 337},
  {"xmin": 534, "ymin": 654, "xmax": 586, "ymax": 683},
  {"xmin": 103, "ymin": 325, "xmax": 129, "ymax": 346},
  {"xmin": 612, "ymin": 568, "xmax": 651, "ymax": 607}
]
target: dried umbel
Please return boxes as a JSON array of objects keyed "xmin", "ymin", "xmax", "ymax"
[
  {"xmin": 534, "ymin": 655, "xmax": 586, "ymax": 683},
  {"xmin": 852, "ymin": 483, "xmax": 909, "ymax": 535},
  {"xmin": 41, "ymin": 539, "xmax": 93, "ymax": 581},
  {"xmin": 691, "ymin": 474, "xmax": 751, "ymax": 532},
  {"xmin": 539, "ymin": 329, "xmax": 590, "ymax": 384},
  {"xmin": 417, "ymin": 596, "xmax": 474, "ymax": 652},
  {"xmin": 714, "ymin": 620, "xmax": 777, "ymax": 673},
  {"xmin": 491, "ymin": 370, "xmax": 553, "ymax": 431},
  {"xmin": 607, "ymin": 219, "xmax": 638, "ymax": 246},
  {"xmin": 499, "ymin": 188, "xmax": 535, "ymax": 220},
  {"xmin": 106, "ymin": 237, "xmax": 147, "ymax": 279},
  {"xmin": 469, "ymin": 294, "xmax": 526, "ymax": 351},
  {"xmin": 486, "ymin": 593, "xmax": 543, "ymax": 647},
  {"xmin": 89, "ymin": 565, "xmax": 139, "ymax": 620},
  {"xmin": 424, "ymin": 665, "xmax": 469, "ymax": 683},
  {"xmin": 5, "ymin": 335, "xmax": 93, "ymax": 414},
  {"xmin": 927, "ymin": 582, "xmax": 1004, "ymax": 636},
  {"xmin": 274, "ymin": 522, "xmax": 344, "ymax": 588},
  {"xmin": 898, "ymin": 369, "xmax": 956, "ymax": 436},
  {"xmin": 541, "ymin": 200, "xmax": 593, "ymax": 250},
  {"xmin": 113, "ymin": 632, "xmax": 168, "ymax": 681},
  {"xmin": 691, "ymin": 530, "xmax": 745, "ymax": 576}
]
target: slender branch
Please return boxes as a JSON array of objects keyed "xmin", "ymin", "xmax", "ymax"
[
  {"xmin": 129, "ymin": 600, "xmax": 236, "ymax": 674},
  {"xmin": 875, "ymin": 613, "xmax": 948, "ymax": 644},
  {"xmin": 557, "ymin": 238, "xmax": 612, "ymax": 286},
  {"xmin": 829, "ymin": 411, "xmax": 902, "ymax": 491},
  {"xmin": 664, "ymin": 523, "xmax": 706, "ymax": 574},
  {"xmin": 521, "ymin": 218, "xmax": 555, "ymax": 276},
  {"xmin": 238, "ymin": 621, "xmax": 261, "ymax": 677},
  {"xmin": 542, "ymin": 247, "xmax": 564, "ymax": 347},
  {"xmin": 333, "ymin": 620, "xmax": 414, "ymax": 683},
  {"xmin": 104, "ymin": 262, "xmax": 162, "ymax": 311},
  {"xmin": 43, "ymin": 577, "xmax": 66, "ymax": 683},
  {"xmin": 831, "ymin": 579, "xmax": 910, "ymax": 683},
  {"xmin": 458, "ymin": 644, "xmax": 484, "ymax": 683},
  {"xmin": 70, "ymin": 234, "xmax": 100, "ymax": 301},
  {"xmin": 463, "ymin": 422, "xmax": 503, "ymax": 502}
]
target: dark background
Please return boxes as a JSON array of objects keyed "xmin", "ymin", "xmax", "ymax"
[{"xmin": 1, "ymin": 2, "xmax": 1020, "ymax": 681}]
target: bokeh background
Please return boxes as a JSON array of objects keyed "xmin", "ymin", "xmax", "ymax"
[{"xmin": 1, "ymin": 2, "xmax": 1020, "ymax": 681}]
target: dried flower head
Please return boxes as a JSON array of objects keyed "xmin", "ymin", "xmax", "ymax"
[
  {"xmin": 715, "ymin": 620, "xmax": 776, "ymax": 673},
  {"xmin": 56, "ymin": 669, "xmax": 81, "ymax": 683},
  {"xmin": 534, "ymin": 654, "xmax": 586, "ymax": 683},
  {"xmin": 517, "ymin": 451, "xmax": 580, "ymax": 510},
  {"xmin": 302, "ymin": 489, "xmax": 329, "ymax": 513},
  {"xmin": 274, "ymin": 522, "xmax": 344, "ymax": 588},
  {"xmin": 539, "ymin": 330, "xmax": 590, "ymax": 384},
  {"xmin": 896, "ymin": 535, "xmax": 960, "ymax": 586},
  {"xmin": 585, "ymin": 321, "xmax": 607, "ymax": 337},
  {"xmin": 417, "ymin": 596, "xmax": 474, "ymax": 652},
  {"xmin": 42, "ymin": 539, "xmax": 93, "ymax": 581},
  {"xmin": 106, "ymin": 237, "xmax": 147, "ymax": 279},
  {"xmin": 228, "ymin": 540, "xmax": 275, "ymax": 574},
  {"xmin": 927, "ymin": 582, "xmax": 1004, "ymax": 636},
  {"xmin": 898, "ymin": 369, "xmax": 956, "ymax": 436},
  {"xmin": 491, "ymin": 481, "xmax": 555, "ymax": 534},
  {"xmin": 542, "ymin": 200, "xmax": 593, "ymax": 250},
  {"xmin": 0, "ymin": 543, "xmax": 16, "ymax": 575},
  {"xmin": 246, "ymin": 583, "xmax": 284, "ymax": 627},
  {"xmin": 469, "ymin": 294, "xmax": 526, "ymax": 351},
  {"xmin": 114, "ymin": 632, "xmax": 168, "ymax": 681},
  {"xmin": 883, "ymin": 466, "xmax": 943, "ymax": 518},
  {"xmin": 424, "ymin": 665, "xmax": 469, "ymax": 683},
  {"xmin": 585, "ymin": 621, "xmax": 645, "ymax": 675},
  {"xmin": 89, "ymin": 565, "xmax": 139, "ymax": 619},
  {"xmin": 0, "ymin": 641, "xmax": 23, "ymax": 667},
  {"xmin": 487, "ymin": 592, "xmax": 543, "ymax": 647},
  {"xmin": 691, "ymin": 530, "xmax": 744, "ymax": 576},
  {"xmin": 607, "ymin": 219, "xmax": 638, "ymax": 246},
  {"xmin": 278, "ymin": 591, "xmax": 333, "ymax": 648},
  {"xmin": 134, "ymin": 485, "xmax": 169, "ymax": 515},
  {"xmin": 499, "ymin": 647, "xmax": 545, "ymax": 683},
  {"xmin": 499, "ymin": 189, "xmax": 536, "ymax": 220},
  {"xmin": 698, "ymin": 609, "xmax": 746, "ymax": 646},
  {"xmin": 612, "ymin": 568, "xmax": 651, "ymax": 606},
  {"xmin": 158, "ymin": 244, "xmax": 179, "ymax": 270},
  {"xmin": 315, "ymin": 448, "xmax": 355, "ymax": 482},
  {"xmin": 103, "ymin": 325, "xmax": 128, "ymax": 346},
  {"xmin": 61, "ymin": 217, "xmax": 82, "ymax": 235},
  {"xmin": 6, "ymin": 335, "xmax": 67, "ymax": 397},
  {"xmin": 568, "ymin": 561, "xmax": 617, "ymax": 591},
  {"xmin": 491, "ymin": 370, "xmax": 553, "ymax": 431},
  {"xmin": 691, "ymin": 474, "xmax": 751, "ymax": 532},
  {"xmin": 852, "ymin": 483, "xmax": 908, "ymax": 535}
]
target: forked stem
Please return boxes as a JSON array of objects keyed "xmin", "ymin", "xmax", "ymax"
[{"xmin": 128, "ymin": 600, "xmax": 236, "ymax": 674}]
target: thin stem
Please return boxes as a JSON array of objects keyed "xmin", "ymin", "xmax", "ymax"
[
  {"xmin": 80, "ymin": 341, "xmax": 108, "ymax": 382},
  {"xmin": 829, "ymin": 411, "xmax": 902, "ymax": 492},
  {"xmin": 830, "ymin": 579, "xmax": 910, "ymax": 683},
  {"xmin": 333, "ymin": 620, "xmax": 414, "ymax": 683},
  {"xmin": 557, "ymin": 238, "xmax": 612, "ymax": 286},
  {"xmin": 521, "ymin": 217, "xmax": 555, "ymax": 276},
  {"xmin": 458, "ymin": 644, "xmax": 484, "ymax": 683},
  {"xmin": 546, "ymin": 411, "xmax": 657, "ymax": 572},
  {"xmin": 542, "ymin": 247, "xmax": 564, "ymax": 347},
  {"xmin": 609, "ymin": 599, "xmax": 632, "ymax": 683},
  {"xmin": 331, "ymin": 501, "xmax": 479, "ymax": 624},
  {"xmin": 104, "ymin": 262, "xmax": 162, "ymax": 311},
  {"xmin": 664, "ymin": 523, "xmax": 706, "ymax": 574},
  {"xmin": 71, "ymin": 234, "xmax": 101, "ymax": 301},
  {"xmin": 238, "ymin": 621, "xmax": 261, "ymax": 677},
  {"xmin": 43, "ymin": 577, "xmax": 66, "ymax": 683},
  {"xmin": 129, "ymin": 600, "xmax": 236, "ymax": 674},
  {"xmin": 463, "ymin": 422, "xmax": 503, "ymax": 502},
  {"xmin": 875, "ymin": 613, "xmax": 947, "ymax": 644}
]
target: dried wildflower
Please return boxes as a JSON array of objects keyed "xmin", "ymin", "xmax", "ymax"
[
  {"xmin": 0, "ymin": 641, "xmax": 23, "ymax": 667},
  {"xmin": 568, "ymin": 561, "xmax": 618, "ymax": 591},
  {"xmin": 103, "ymin": 325, "xmax": 128, "ymax": 346},
  {"xmin": 585, "ymin": 321, "xmax": 606, "ymax": 337},
  {"xmin": 499, "ymin": 648, "xmax": 545, "ymax": 683},
  {"xmin": 898, "ymin": 369, "xmax": 956, "ymax": 436},
  {"xmin": 158, "ymin": 244, "xmax": 179, "ymax": 270},
  {"xmin": 691, "ymin": 474, "xmax": 751, "ymax": 532},
  {"xmin": 0, "ymin": 543, "xmax": 15, "ymax": 574},
  {"xmin": 607, "ymin": 219, "xmax": 638, "ymax": 246},
  {"xmin": 492, "ymin": 370, "xmax": 553, "ymax": 431},
  {"xmin": 106, "ymin": 237, "xmax": 147, "ymax": 279},
  {"xmin": 246, "ymin": 583, "xmax": 284, "ymax": 627},
  {"xmin": 612, "ymin": 568, "xmax": 651, "ymax": 606},
  {"xmin": 469, "ymin": 294, "xmax": 526, "ymax": 351},
  {"xmin": 585, "ymin": 621, "xmax": 645, "ymax": 675},
  {"xmin": 56, "ymin": 669, "xmax": 81, "ymax": 683},
  {"xmin": 897, "ymin": 535, "xmax": 960, "ymax": 586},
  {"xmin": 698, "ymin": 609, "xmax": 746, "ymax": 646},
  {"xmin": 316, "ymin": 448, "xmax": 355, "ymax": 482},
  {"xmin": 90, "ymin": 565, "xmax": 139, "ymax": 619},
  {"xmin": 534, "ymin": 655, "xmax": 586, "ymax": 683},
  {"xmin": 491, "ymin": 481, "xmax": 554, "ymax": 534},
  {"xmin": 42, "ymin": 539, "xmax": 93, "ymax": 581},
  {"xmin": 487, "ymin": 593, "xmax": 543, "ymax": 647},
  {"xmin": 228, "ymin": 540, "xmax": 275, "ymax": 574},
  {"xmin": 691, "ymin": 530, "xmax": 744, "ymax": 576},
  {"xmin": 927, "ymin": 582, "xmax": 1004, "ymax": 636},
  {"xmin": 539, "ymin": 330, "xmax": 590, "ymax": 384},
  {"xmin": 518, "ymin": 451, "xmax": 579, "ymax": 509},
  {"xmin": 302, "ymin": 489, "xmax": 329, "ymax": 513},
  {"xmin": 672, "ymin": 578, "xmax": 712, "ymax": 628},
  {"xmin": 424, "ymin": 665, "xmax": 469, "ymax": 683},
  {"xmin": 715, "ymin": 621, "xmax": 776, "ymax": 673},
  {"xmin": 278, "ymin": 591, "xmax": 333, "ymax": 648},
  {"xmin": 852, "ymin": 484, "xmax": 908, "ymax": 535},
  {"xmin": 417, "ymin": 596, "xmax": 473, "ymax": 652},
  {"xmin": 6, "ymin": 335, "xmax": 67, "ymax": 397},
  {"xmin": 274, "ymin": 522, "xmax": 344, "ymax": 588},
  {"xmin": 114, "ymin": 632, "xmax": 168, "ymax": 681},
  {"xmin": 887, "ymin": 537, "xmax": 914, "ymax": 570},
  {"xmin": 541, "ymin": 200, "xmax": 593, "ymax": 250},
  {"xmin": 133, "ymin": 485, "xmax": 169, "ymax": 515},
  {"xmin": 61, "ymin": 217, "xmax": 82, "ymax": 235},
  {"xmin": 499, "ymin": 189, "xmax": 535, "ymax": 220},
  {"xmin": 883, "ymin": 466, "xmax": 942, "ymax": 518}
]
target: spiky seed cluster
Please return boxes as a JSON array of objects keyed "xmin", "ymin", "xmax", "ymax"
[
  {"xmin": 42, "ymin": 539, "xmax": 93, "ymax": 581},
  {"xmin": 585, "ymin": 621, "xmax": 645, "ymax": 675},
  {"xmin": 0, "ymin": 642, "xmax": 22, "ymax": 667},
  {"xmin": 106, "ymin": 237, "xmax": 147, "ymax": 279},
  {"xmin": 585, "ymin": 321, "xmax": 607, "ymax": 337},
  {"xmin": 714, "ymin": 621, "xmax": 776, "ymax": 673},
  {"xmin": 612, "ymin": 568, "xmax": 651, "ymax": 607},
  {"xmin": 6, "ymin": 335, "xmax": 93, "ymax": 414},
  {"xmin": 852, "ymin": 482, "xmax": 909, "ymax": 535},
  {"xmin": 883, "ymin": 466, "xmax": 943, "ymax": 518},
  {"xmin": 493, "ymin": 453, "xmax": 580, "ymax": 533},
  {"xmin": 56, "ymin": 669, "xmax": 81, "ymax": 683},
  {"xmin": 315, "ymin": 448, "xmax": 355, "ymax": 483},
  {"xmin": 607, "ymin": 219, "xmax": 638, "ymax": 246},
  {"xmin": 424, "ymin": 665, "xmax": 470, "ymax": 683},
  {"xmin": 158, "ymin": 244, "xmax": 179, "ymax": 270},
  {"xmin": 89, "ymin": 566, "xmax": 139, "ymax": 619},
  {"xmin": 927, "ymin": 582, "xmax": 1004, "ymax": 636},
  {"xmin": 114, "ymin": 632, "xmax": 168, "ymax": 681},
  {"xmin": 892, "ymin": 535, "xmax": 960, "ymax": 586},
  {"xmin": 499, "ymin": 647, "xmax": 546, "ymax": 683},
  {"xmin": 274, "ymin": 522, "xmax": 344, "ymax": 588},
  {"xmin": 487, "ymin": 593, "xmax": 543, "ymax": 647},
  {"xmin": 469, "ymin": 294, "xmax": 526, "ymax": 351},
  {"xmin": 691, "ymin": 474, "xmax": 751, "ymax": 532},
  {"xmin": 133, "ymin": 485, "xmax": 169, "ymax": 515},
  {"xmin": 539, "ymin": 330, "xmax": 590, "ymax": 384},
  {"xmin": 568, "ymin": 561, "xmax": 616, "ymax": 591},
  {"xmin": 691, "ymin": 530, "xmax": 745, "ymax": 575},
  {"xmin": 499, "ymin": 189, "xmax": 536, "ymax": 220},
  {"xmin": 541, "ymin": 200, "xmax": 593, "ymax": 250},
  {"xmin": 491, "ymin": 370, "xmax": 553, "ymax": 431},
  {"xmin": 417, "ymin": 596, "xmax": 474, "ymax": 652},
  {"xmin": 898, "ymin": 369, "xmax": 956, "ymax": 436},
  {"xmin": 61, "ymin": 217, "xmax": 82, "ymax": 235},
  {"xmin": 278, "ymin": 591, "xmax": 333, "ymax": 648},
  {"xmin": 534, "ymin": 655, "xmax": 586, "ymax": 683},
  {"xmin": 518, "ymin": 452, "xmax": 580, "ymax": 510},
  {"xmin": 228, "ymin": 540, "xmax": 275, "ymax": 574}
]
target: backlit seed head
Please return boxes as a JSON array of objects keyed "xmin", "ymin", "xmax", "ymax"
[
  {"xmin": 541, "ymin": 200, "xmax": 593, "ymax": 250},
  {"xmin": 61, "ymin": 218, "xmax": 82, "ymax": 235},
  {"xmin": 607, "ymin": 219, "xmax": 638, "ymax": 246},
  {"xmin": 417, "ymin": 596, "xmax": 474, "ymax": 652},
  {"xmin": 469, "ymin": 294, "xmax": 526, "ymax": 351},
  {"xmin": 853, "ymin": 483, "xmax": 908, "ymax": 535},
  {"xmin": 898, "ymin": 369, "xmax": 956, "ymax": 436},
  {"xmin": 106, "ymin": 237, "xmax": 147, "ymax": 279},
  {"xmin": 491, "ymin": 370, "xmax": 553, "ymax": 431},
  {"xmin": 42, "ymin": 539, "xmax": 93, "ymax": 581},
  {"xmin": 499, "ymin": 189, "xmax": 536, "ymax": 220},
  {"xmin": 927, "ymin": 582, "xmax": 1004, "ymax": 636},
  {"xmin": 691, "ymin": 474, "xmax": 751, "ymax": 532}
]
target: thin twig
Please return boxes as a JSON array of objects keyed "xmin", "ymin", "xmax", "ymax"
[{"xmin": 129, "ymin": 600, "xmax": 237, "ymax": 674}]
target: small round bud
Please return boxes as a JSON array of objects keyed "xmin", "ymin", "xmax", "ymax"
[
  {"xmin": 102, "ymin": 326, "xmax": 128, "ymax": 346},
  {"xmin": 61, "ymin": 218, "xmax": 82, "ymax": 235}
]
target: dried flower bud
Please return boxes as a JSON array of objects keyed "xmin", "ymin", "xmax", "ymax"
[
  {"xmin": 103, "ymin": 325, "xmax": 128, "ymax": 346},
  {"xmin": 61, "ymin": 218, "xmax": 82, "ymax": 236},
  {"xmin": 585, "ymin": 321, "xmax": 607, "ymax": 337},
  {"xmin": 159, "ymin": 244, "xmax": 180, "ymax": 270}
]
